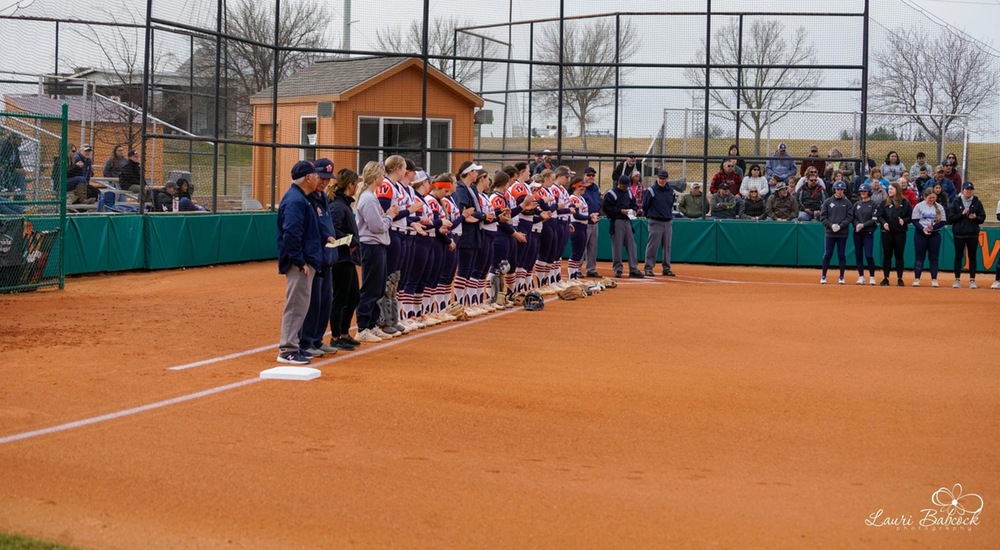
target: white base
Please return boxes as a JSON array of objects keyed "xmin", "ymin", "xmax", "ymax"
[{"xmin": 259, "ymin": 366, "xmax": 321, "ymax": 381}]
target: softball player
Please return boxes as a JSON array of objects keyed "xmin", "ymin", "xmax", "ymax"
[{"xmin": 567, "ymin": 176, "xmax": 595, "ymax": 281}]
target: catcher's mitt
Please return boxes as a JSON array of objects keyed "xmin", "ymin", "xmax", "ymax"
[
  {"xmin": 557, "ymin": 286, "xmax": 584, "ymax": 301},
  {"xmin": 444, "ymin": 302, "xmax": 468, "ymax": 321},
  {"xmin": 600, "ymin": 278, "xmax": 618, "ymax": 289}
]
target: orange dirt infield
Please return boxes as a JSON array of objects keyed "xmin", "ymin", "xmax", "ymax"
[{"xmin": 1, "ymin": 262, "xmax": 998, "ymax": 549}]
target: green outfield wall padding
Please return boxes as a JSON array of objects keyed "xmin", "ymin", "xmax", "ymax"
[
  {"xmin": 716, "ymin": 220, "xmax": 799, "ymax": 266},
  {"xmin": 64, "ymin": 216, "xmax": 111, "ymax": 274},
  {"xmin": 669, "ymin": 219, "xmax": 717, "ymax": 264},
  {"xmin": 218, "ymin": 213, "xmax": 279, "ymax": 263},
  {"xmin": 106, "ymin": 216, "xmax": 145, "ymax": 271}
]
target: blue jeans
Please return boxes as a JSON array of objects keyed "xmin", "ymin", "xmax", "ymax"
[{"xmin": 798, "ymin": 210, "xmax": 816, "ymax": 222}]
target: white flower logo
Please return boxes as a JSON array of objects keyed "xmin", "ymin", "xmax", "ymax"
[{"xmin": 931, "ymin": 484, "xmax": 984, "ymax": 515}]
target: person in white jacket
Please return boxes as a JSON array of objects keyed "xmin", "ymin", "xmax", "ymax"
[{"xmin": 739, "ymin": 164, "xmax": 769, "ymax": 198}]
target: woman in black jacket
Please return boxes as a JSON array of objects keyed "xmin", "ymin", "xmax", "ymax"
[
  {"xmin": 326, "ymin": 168, "xmax": 362, "ymax": 350},
  {"xmin": 878, "ymin": 183, "xmax": 912, "ymax": 286},
  {"xmin": 947, "ymin": 182, "xmax": 986, "ymax": 288}
]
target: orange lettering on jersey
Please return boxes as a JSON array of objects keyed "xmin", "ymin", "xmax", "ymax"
[
  {"xmin": 375, "ymin": 183, "xmax": 394, "ymax": 199},
  {"xmin": 491, "ymin": 195, "xmax": 507, "ymax": 210}
]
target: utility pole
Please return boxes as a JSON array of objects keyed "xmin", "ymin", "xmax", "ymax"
[{"xmin": 342, "ymin": 0, "xmax": 352, "ymax": 52}]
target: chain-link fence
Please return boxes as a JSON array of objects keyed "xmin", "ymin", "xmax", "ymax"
[
  {"xmin": 1, "ymin": 0, "xmax": 997, "ymax": 217},
  {"xmin": 0, "ymin": 109, "xmax": 67, "ymax": 292}
]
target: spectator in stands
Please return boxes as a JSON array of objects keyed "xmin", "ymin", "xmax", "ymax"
[
  {"xmin": 932, "ymin": 181, "xmax": 949, "ymax": 210},
  {"xmin": 628, "ymin": 170, "xmax": 645, "ymax": 217},
  {"xmin": 800, "ymin": 145, "xmax": 826, "ymax": 178},
  {"xmin": 765, "ymin": 182, "xmax": 798, "ymax": 221},
  {"xmin": 852, "ymin": 183, "xmax": 879, "ymax": 285},
  {"xmin": 531, "ymin": 149, "xmax": 554, "ymax": 175},
  {"xmin": 67, "ymin": 144, "xmax": 99, "ymax": 204},
  {"xmin": 118, "ymin": 149, "xmax": 143, "ymax": 193},
  {"xmin": 942, "ymin": 160, "xmax": 963, "ymax": 191},
  {"xmin": 767, "ymin": 174, "xmax": 783, "ymax": 195},
  {"xmin": 944, "ymin": 152, "xmax": 959, "ymax": 167},
  {"xmin": 797, "ymin": 173, "xmax": 827, "ymax": 221},
  {"xmin": 795, "ymin": 166, "xmax": 824, "ymax": 193},
  {"xmin": 528, "ymin": 151, "xmax": 545, "ymax": 175},
  {"xmin": 818, "ymin": 181, "xmax": 854, "ymax": 285},
  {"xmin": 880, "ymin": 151, "xmax": 905, "ymax": 184},
  {"xmin": 710, "ymin": 182, "xmax": 738, "ymax": 219},
  {"xmin": 879, "ymin": 182, "xmax": 912, "ymax": 287},
  {"xmin": 154, "ymin": 180, "xmax": 178, "ymax": 211},
  {"xmin": 740, "ymin": 164, "xmax": 768, "ymax": 198},
  {"xmin": 677, "ymin": 182, "xmax": 708, "ymax": 219},
  {"xmin": 824, "ymin": 147, "xmax": 845, "ymax": 182},
  {"xmin": 854, "ymin": 150, "xmax": 876, "ymax": 180},
  {"xmin": 612, "ymin": 152, "xmax": 643, "ymax": 186},
  {"xmin": 0, "ymin": 132, "xmax": 27, "ymax": 200},
  {"xmin": 326, "ymin": 168, "xmax": 361, "ymax": 350},
  {"xmin": 869, "ymin": 178, "xmax": 887, "ymax": 206},
  {"xmin": 927, "ymin": 165, "xmax": 957, "ymax": 204},
  {"xmin": 102, "ymin": 145, "xmax": 128, "ymax": 179},
  {"xmin": 177, "ymin": 179, "xmax": 206, "ymax": 212},
  {"xmin": 863, "ymin": 167, "xmax": 890, "ymax": 201},
  {"xmin": 721, "ymin": 144, "xmax": 746, "ymax": 177},
  {"xmin": 710, "ymin": 159, "xmax": 742, "ymax": 196},
  {"xmin": 912, "ymin": 166, "xmax": 932, "ymax": 194},
  {"xmin": 910, "ymin": 152, "xmax": 934, "ymax": 179},
  {"xmin": 765, "ymin": 143, "xmax": 797, "ymax": 182},
  {"xmin": 948, "ymin": 182, "xmax": 986, "ymax": 289},
  {"xmin": 739, "ymin": 188, "xmax": 767, "ymax": 220},
  {"xmin": 911, "ymin": 187, "xmax": 948, "ymax": 287}
]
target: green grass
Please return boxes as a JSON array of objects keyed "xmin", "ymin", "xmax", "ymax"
[{"xmin": 0, "ymin": 533, "xmax": 80, "ymax": 550}]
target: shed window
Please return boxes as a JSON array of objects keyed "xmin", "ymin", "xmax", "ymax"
[
  {"xmin": 300, "ymin": 117, "xmax": 317, "ymax": 161},
  {"xmin": 357, "ymin": 117, "xmax": 451, "ymax": 175}
]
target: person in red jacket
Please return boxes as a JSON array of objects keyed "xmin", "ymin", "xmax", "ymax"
[{"xmin": 710, "ymin": 159, "xmax": 742, "ymax": 195}]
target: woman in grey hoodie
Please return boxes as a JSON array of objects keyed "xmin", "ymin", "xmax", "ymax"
[{"xmin": 354, "ymin": 161, "xmax": 400, "ymax": 342}]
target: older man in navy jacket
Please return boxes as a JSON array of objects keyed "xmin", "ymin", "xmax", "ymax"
[
  {"xmin": 581, "ymin": 166, "xmax": 603, "ymax": 277},
  {"xmin": 276, "ymin": 160, "xmax": 323, "ymax": 365}
]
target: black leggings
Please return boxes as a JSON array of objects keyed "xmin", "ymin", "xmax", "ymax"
[
  {"xmin": 329, "ymin": 262, "xmax": 360, "ymax": 337},
  {"xmin": 882, "ymin": 231, "xmax": 907, "ymax": 280},
  {"xmin": 953, "ymin": 235, "xmax": 979, "ymax": 279}
]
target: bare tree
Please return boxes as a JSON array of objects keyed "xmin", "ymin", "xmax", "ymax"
[
  {"xmin": 374, "ymin": 16, "xmax": 500, "ymax": 87},
  {"xmin": 195, "ymin": 0, "xmax": 333, "ymax": 134},
  {"xmin": 872, "ymin": 27, "xmax": 999, "ymax": 160},
  {"xmin": 534, "ymin": 18, "xmax": 640, "ymax": 151},
  {"xmin": 685, "ymin": 19, "xmax": 821, "ymax": 156},
  {"xmin": 72, "ymin": 8, "xmax": 179, "ymax": 151}
]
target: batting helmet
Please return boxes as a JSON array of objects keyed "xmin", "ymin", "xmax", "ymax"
[
  {"xmin": 523, "ymin": 290, "xmax": 544, "ymax": 311},
  {"xmin": 858, "ymin": 183, "xmax": 872, "ymax": 193}
]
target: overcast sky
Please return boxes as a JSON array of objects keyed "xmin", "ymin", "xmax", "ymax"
[{"xmin": 2, "ymin": 0, "xmax": 998, "ymax": 141}]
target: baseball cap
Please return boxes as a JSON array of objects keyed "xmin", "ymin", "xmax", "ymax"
[
  {"xmin": 81, "ymin": 144, "xmax": 93, "ymax": 151},
  {"xmin": 128, "ymin": 149, "xmax": 139, "ymax": 157},
  {"xmin": 164, "ymin": 180, "xmax": 178, "ymax": 190},
  {"xmin": 584, "ymin": 166, "xmax": 596, "ymax": 174},
  {"xmin": 962, "ymin": 182, "xmax": 975, "ymax": 190},
  {"xmin": 413, "ymin": 170, "xmax": 430, "ymax": 184},
  {"xmin": 542, "ymin": 149, "xmax": 551, "ymax": 154},
  {"xmin": 460, "ymin": 162, "xmax": 483, "ymax": 176},
  {"xmin": 291, "ymin": 160, "xmax": 315, "ymax": 180},
  {"xmin": 777, "ymin": 143, "xmax": 787, "ymax": 151},
  {"xmin": 658, "ymin": 170, "xmax": 668, "ymax": 178},
  {"xmin": 313, "ymin": 158, "xmax": 335, "ymax": 178},
  {"xmin": 774, "ymin": 182, "xmax": 787, "ymax": 190},
  {"xmin": 690, "ymin": 182, "xmax": 703, "ymax": 189},
  {"xmin": 617, "ymin": 175, "xmax": 630, "ymax": 186},
  {"xmin": 810, "ymin": 145, "xmax": 818, "ymax": 152}
]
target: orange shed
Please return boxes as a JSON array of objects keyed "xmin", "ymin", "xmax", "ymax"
[{"xmin": 249, "ymin": 56, "xmax": 484, "ymax": 207}]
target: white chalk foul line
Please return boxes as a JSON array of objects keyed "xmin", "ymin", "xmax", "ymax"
[{"xmin": 0, "ymin": 379, "xmax": 261, "ymax": 446}]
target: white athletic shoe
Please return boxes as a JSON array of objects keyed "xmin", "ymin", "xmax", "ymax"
[
  {"xmin": 355, "ymin": 329, "xmax": 383, "ymax": 343},
  {"xmin": 991, "ymin": 280, "xmax": 1000, "ymax": 290},
  {"xmin": 371, "ymin": 327, "xmax": 395, "ymax": 340},
  {"xmin": 913, "ymin": 279, "xmax": 920, "ymax": 287},
  {"xmin": 952, "ymin": 280, "xmax": 961, "ymax": 289},
  {"xmin": 931, "ymin": 279, "xmax": 939, "ymax": 288},
  {"xmin": 856, "ymin": 276, "xmax": 865, "ymax": 286},
  {"xmin": 869, "ymin": 276, "xmax": 877, "ymax": 286},
  {"xmin": 838, "ymin": 277, "xmax": 845, "ymax": 285},
  {"xmin": 437, "ymin": 312, "xmax": 457, "ymax": 322},
  {"xmin": 820, "ymin": 276, "xmax": 826, "ymax": 285},
  {"xmin": 969, "ymin": 280, "xmax": 978, "ymax": 289}
]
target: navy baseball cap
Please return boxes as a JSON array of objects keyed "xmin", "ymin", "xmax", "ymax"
[
  {"xmin": 657, "ymin": 170, "xmax": 668, "ymax": 178},
  {"xmin": 778, "ymin": 143, "xmax": 787, "ymax": 151},
  {"xmin": 617, "ymin": 175, "xmax": 630, "ymax": 186},
  {"xmin": 128, "ymin": 149, "xmax": 139, "ymax": 157},
  {"xmin": 291, "ymin": 160, "xmax": 314, "ymax": 180},
  {"xmin": 963, "ymin": 182, "xmax": 975, "ymax": 190},
  {"xmin": 584, "ymin": 166, "xmax": 596, "ymax": 174},
  {"xmin": 313, "ymin": 158, "xmax": 335, "ymax": 178}
]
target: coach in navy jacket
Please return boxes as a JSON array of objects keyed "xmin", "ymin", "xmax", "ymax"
[{"xmin": 276, "ymin": 160, "xmax": 323, "ymax": 364}]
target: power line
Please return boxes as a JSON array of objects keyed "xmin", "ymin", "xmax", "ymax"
[{"xmin": 897, "ymin": 0, "xmax": 1000, "ymax": 57}]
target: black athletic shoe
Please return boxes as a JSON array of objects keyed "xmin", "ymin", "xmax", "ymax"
[
  {"xmin": 896, "ymin": 279, "xmax": 904, "ymax": 287},
  {"xmin": 663, "ymin": 270, "xmax": 676, "ymax": 277},
  {"xmin": 614, "ymin": 271, "xmax": 623, "ymax": 278},
  {"xmin": 880, "ymin": 278, "xmax": 890, "ymax": 286},
  {"xmin": 332, "ymin": 337, "xmax": 357, "ymax": 350},
  {"xmin": 344, "ymin": 335, "xmax": 361, "ymax": 346},
  {"xmin": 585, "ymin": 271, "xmax": 602, "ymax": 278},
  {"xmin": 629, "ymin": 270, "xmax": 645, "ymax": 278},
  {"xmin": 644, "ymin": 270, "xmax": 655, "ymax": 277}
]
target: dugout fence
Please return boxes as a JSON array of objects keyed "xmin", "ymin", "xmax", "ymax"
[{"xmin": 0, "ymin": 106, "xmax": 68, "ymax": 292}]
